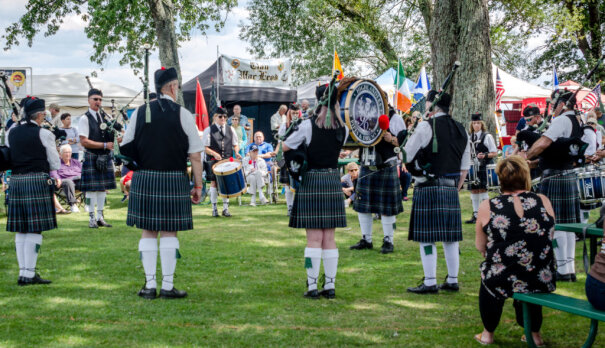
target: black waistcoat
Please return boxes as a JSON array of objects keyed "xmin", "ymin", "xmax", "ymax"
[
  {"xmin": 85, "ymin": 111, "xmax": 114, "ymax": 155},
  {"xmin": 307, "ymin": 118, "xmax": 346, "ymax": 169},
  {"xmin": 539, "ymin": 113, "xmax": 584, "ymax": 171},
  {"xmin": 413, "ymin": 115, "xmax": 467, "ymax": 177},
  {"xmin": 471, "ymin": 132, "xmax": 494, "ymax": 167},
  {"xmin": 209, "ymin": 124, "xmax": 234, "ymax": 159},
  {"xmin": 9, "ymin": 122, "xmax": 50, "ymax": 174}
]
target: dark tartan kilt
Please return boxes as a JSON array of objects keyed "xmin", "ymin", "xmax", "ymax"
[
  {"xmin": 7, "ymin": 173, "xmax": 57, "ymax": 233},
  {"xmin": 204, "ymin": 159, "xmax": 218, "ymax": 182},
  {"xmin": 467, "ymin": 166, "xmax": 488, "ymax": 190},
  {"xmin": 539, "ymin": 172, "xmax": 580, "ymax": 224},
  {"xmin": 80, "ymin": 151, "xmax": 116, "ymax": 192},
  {"xmin": 279, "ymin": 167, "xmax": 290, "ymax": 184},
  {"xmin": 409, "ymin": 184, "xmax": 462, "ymax": 243},
  {"xmin": 353, "ymin": 165, "xmax": 403, "ymax": 216},
  {"xmin": 289, "ymin": 169, "xmax": 347, "ymax": 229},
  {"xmin": 127, "ymin": 170, "xmax": 193, "ymax": 231}
]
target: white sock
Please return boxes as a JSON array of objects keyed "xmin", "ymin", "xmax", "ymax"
[
  {"xmin": 139, "ymin": 238, "xmax": 158, "ymax": 289},
  {"xmin": 223, "ymin": 198, "xmax": 229, "ymax": 210},
  {"xmin": 23, "ymin": 233, "xmax": 43, "ymax": 278},
  {"xmin": 480, "ymin": 192, "xmax": 489, "ymax": 203},
  {"xmin": 159, "ymin": 237, "xmax": 180, "ymax": 291},
  {"xmin": 250, "ymin": 192, "xmax": 256, "ymax": 205},
  {"xmin": 15, "ymin": 233, "xmax": 26, "ymax": 277},
  {"xmin": 566, "ymin": 232, "xmax": 576, "ymax": 274},
  {"xmin": 443, "ymin": 242, "xmax": 460, "ymax": 284},
  {"xmin": 470, "ymin": 193, "xmax": 481, "ymax": 213},
  {"xmin": 553, "ymin": 230, "xmax": 569, "ymax": 274},
  {"xmin": 419, "ymin": 242, "xmax": 437, "ymax": 286},
  {"xmin": 322, "ymin": 249, "xmax": 339, "ymax": 290},
  {"xmin": 285, "ymin": 188, "xmax": 294, "ymax": 208},
  {"xmin": 580, "ymin": 209, "xmax": 590, "ymax": 224},
  {"xmin": 304, "ymin": 247, "xmax": 322, "ymax": 291},
  {"xmin": 358, "ymin": 213, "xmax": 373, "ymax": 243},
  {"xmin": 86, "ymin": 192, "xmax": 97, "ymax": 219},
  {"xmin": 381, "ymin": 215, "xmax": 396, "ymax": 244},
  {"xmin": 97, "ymin": 191, "xmax": 106, "ymax": 217},
  {"xmin": 258, "ymin": 187, "xmax": 266, "ymax": 202},
  {"xmin": 210, "ymin": 187, "xmax": 218, "ymax": 209}
]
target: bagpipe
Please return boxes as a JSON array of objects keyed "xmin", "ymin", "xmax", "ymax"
[{"xmin": 0, "ymin": 72, "xmax": 15, "ymax": 170}]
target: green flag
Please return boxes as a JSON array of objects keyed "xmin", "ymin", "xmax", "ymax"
[{"xmin": 396, "ymin": 60, "xmax": 406, "ymax": 90}]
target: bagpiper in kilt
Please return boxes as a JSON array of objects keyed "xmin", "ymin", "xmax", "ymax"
[
  {"xmin": 120, "ymin": 67, "xmax": 205, "ymax": 300},
  {"xmin": 78, "ymin": 88, "xmax": 121, "ymax": 228},
  {"xmin": 404, "ymin": 90, "xmax": 470, "ymax": 294},
  {"xmin": 526, "ymin": 89, "xmax": 587, "ymax": 282},
  {"xmin": 7, "ymin": 97, "xmax": 61, "ymax": 286},
  {"xmin": 284, "ymin": 83, "xmax": 346, "ymax": 299},
  {"xmin": 350, "ymin": 107, "xmax": 405, "ymax": 254},
  {"xmin": 578, "ymin": 119, "xmax": 601, "ymax": 221}
]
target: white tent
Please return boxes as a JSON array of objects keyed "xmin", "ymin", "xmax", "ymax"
[
  {"xmin": 493, "ymin": 65, "xmax": 551, "ymax": 101},
  {"xmin": 296, "ymin": 76, "xmax": 331, "ymax": 106}
]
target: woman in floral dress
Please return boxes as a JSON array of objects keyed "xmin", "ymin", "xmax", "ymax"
[{"xmin": 474, "ymin": 156, "xmax": 556, "ymax": 346}]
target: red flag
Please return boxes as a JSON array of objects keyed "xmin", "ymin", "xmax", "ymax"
[{"xmin": 195, "ymin": 78, "xmax": 209, "ymax": 131}]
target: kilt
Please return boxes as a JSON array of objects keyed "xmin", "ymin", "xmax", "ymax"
[
  {"xmin": 289, "ymin": 169, "xmax": 347, "ymax": 229},
  {"xmin": 127, "ymin": 170, "xmax": 193, "ymax": 231},
  {"xmin": 204, "ymin": 159, "xmax": 218, "ymax": 182},
  {"xmin": 409, "ymin": 183, "xmax": 462, "ymax": 243},
  {"xmin": 279, "ymin": 167, "xmax": 290, "ymax": 185},
  {"xmin": 353, "ymin": 164, "xmax": 403, "ymax": 216},
  {"xmin": 80, "ymin": 151, "xmax": 116, "ymax": 192},
  {"xmin": 539, "ymin": 172, "xmax": 580, "ymax": 224},
  {"xmin": 467, "ymin": 165, "xmax": 488, "ymax": 190},
  {"xmin": 7, "ymin": 173, "xmax": 57, "ymax": 233}
]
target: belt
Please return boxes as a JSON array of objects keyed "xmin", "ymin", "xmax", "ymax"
[
  {"xmin": 416, "ymin": 177, "xmax": 456, "ymax": 188},
  {"xmin": 364, "ymin": 161, "xmax": 396, "ymax": 172}
]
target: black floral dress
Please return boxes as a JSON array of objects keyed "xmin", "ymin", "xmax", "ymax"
[{"xmin": 480, "ymin": 192, "xmax": 556, "ymax": 299}]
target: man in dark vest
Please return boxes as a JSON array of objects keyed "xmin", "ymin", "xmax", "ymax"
[
  {"xmin": 121, "ymin": 67, "xmax": 204, "ymax": 299},
  {"xmin": 404, "ymin": 90, "xmax": 470, "ymax": 294},
  {"xmin": 78, "ymin": 88, "xmax": 121, "ymax": 228},
  {"xmin": 204, "ymin": 107, "xmax": 241, "ymax": 217},
  {"xmin": 7, "ymin": 97, "xmax": 60, "ymax": 285}
]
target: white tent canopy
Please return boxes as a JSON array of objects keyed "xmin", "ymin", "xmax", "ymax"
[
  {"xmin": 296, "ymin": 76, "xmax": 331, "ymax": 105},
  {"xmin": 493, "ymin": 65, "xmax": 551, "ymax": 101}
]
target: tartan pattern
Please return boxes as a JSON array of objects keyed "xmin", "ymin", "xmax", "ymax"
[
  {"xmin": 204, "ymin": 160, "xmax": 218, "ymax": 182},
  {"xmin": 80, "ymin": 152, "xmax": 116, "ymax": 192},
  {"xmin": 539, "ymin": 172, "xmax": 580, "ymax": 224},
  {"xmin": 289, "ymin": 169, "xmax": 347, "ymax": 229},
  {"xmin": 7, "ymin": 173, "xmax": 57, "ymax": 233},
  {"xmin": 353, "ymin": 165, "xmax": 403, "ymax": 216},
  {"xmin": 127, "ymin": 170, "xmax": 193, "ymax": 231},
  {"xmin": 408, "ymin": 184, "xmax": 463, "ymax": 243},
  {"xmin": 467, "ymin": 165, "xmax": 488, "ymax": 190}
]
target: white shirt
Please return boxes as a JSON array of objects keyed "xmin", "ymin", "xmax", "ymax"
[
  {"xmin": 243, "ymin": 155, "xmax": 268, "ymax": 177},
  {"xmin": 6, "ymin": 121, "xmax": 60, "ymax": 171},
  {"xmin": 283, "ymin": 119, "xmax": 349, "ymax": 149},
  {"xmin": 543, "ymin": 111, "xmax": 575, "ymax": 141},
  {"xmin": 583, "ymin": 128, "xmax": 598, "ymax": 156},
  {"xmin": 470, "ymin": 130, "xmax": 498, "ymax": 155},
  {"xmin": 384, "ymin": 113, "xmax": 405, "ymax": 162},
  {"xmin": 78, "ymin": 108, "xmax": 101, "ymax": 139},
  {"xmin": 121, "ymin": 95, "xmax": 204, "ymax": 154},
  {"xmin": 271, "ymin": 112, "xmax": 285, "ymax": 131},
  {"xmin": 201, "ymin": 124, "xmax": 239, "ymax": 150}
]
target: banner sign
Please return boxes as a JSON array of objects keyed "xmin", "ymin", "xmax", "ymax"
[
  {"xmin": 522, "ymin": 97, "xmax": 548, "ymax": 114},
  {"xmin": 220, "ymin": 55, "xmax": 291, "ymax": 87},
  {"xmin": 0, "ymin": 67, "xmax": 32, "ymax": 99}
]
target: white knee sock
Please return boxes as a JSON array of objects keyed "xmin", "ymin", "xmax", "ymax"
[
  {"xmin": 210, "ymin": 187, "xmax": 218, "ymax": 208},
  {"xmin": 480, "ymin": 192, "xmax": 489, "ymax": 203},
  {"xmin": 580, "ymin": 209, "xmax": 590, "ymax": 224},
  {"xmin": 419, "ymin": 242, "xmax": 437, "ymax": 286},
  {"xmin": 443, "ymin": 242, "xmax": 460, "ymax": 284},
  {"xmin": 15, "ymin": 233, "xmax": 26, "ymax": 277},
  {"xmin": 322, "ymin": 249, "xmax": 339, "ymax": 290},
  {"xmin": 304, "ymin": 247, "xmax": 322, "ymax": 291},
  {"xmin": 358, "ymin": 213, "xmax": 373, "ymax": 243},
  {"xmin": 159, "ymin": 237, "xmax": 180, "ymax": 291},
  {"xmin": 223, "ymin": 198, "xmax": 229, "ymax": 210},
  {"xmin": 381, "ymin": 215, "xmax": 396, "ymax": 243},
  {"xmin": 470, "ymin": 193, "xmax": 481, "ymax": 213},
  {"xmin": 96, "ymin": 191, "xmax": 107, "ymax": 217},
  {"xmin": 553, "ymin": 230, "xmax": 569, "ymax": 274},
  {"xmin": 285, "ymin": 188, "xmax": 294, "ymax": 208},
  {"xmin": 86, "ymin": 192, "xmax": 97, "ymax": 219},
  {"xmin": 258, "ymin": 186, "xmax": 266, "ymax": 201},
  {"xmin": 250, "ymin": 184, "xmax": 256, "ymax": 205},
  {"xmin": 566, "ymin": 232, "xmax": 576, "ymax": 274},
  {"xmin": 23, "ymin": 233, "xmax": 43, "ymax": 278},
  {"xmin": 139, "ymin": 238, "xmax": 158, "ymax": 289}
]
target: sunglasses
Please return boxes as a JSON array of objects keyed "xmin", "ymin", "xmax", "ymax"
[
  {"xmin": 588, "ymin": 122, "xmax": 596, "ymax": 126},
  {"xmin": 217, "ymin": 115, "xmax": 226, "ymax": 119},
  {"xmin": 91, "ymin": 98, "xmax": 102, "ymax": 101},
  {"xmin": 349, "ymin": 169, "xmax": 358, "ymax": 172}
]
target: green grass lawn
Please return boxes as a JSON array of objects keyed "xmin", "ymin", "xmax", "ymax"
[{"xmin": 0, "ymin": 187, "xmax": 602, "ymax": 347}]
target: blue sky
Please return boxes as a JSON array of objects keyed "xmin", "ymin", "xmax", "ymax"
[{"xmin": 0, "ymin": 0, "xmax": 253, "ymax": 91}]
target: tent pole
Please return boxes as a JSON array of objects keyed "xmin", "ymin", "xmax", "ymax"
[{"xmin": 216, "ymin": 46, "xmax": 220, "ymax": 105}]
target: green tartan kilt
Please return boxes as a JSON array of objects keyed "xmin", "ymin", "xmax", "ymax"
[{"xmin": 7, "ymin": 173, "xmax": 57, "ymax": 233}]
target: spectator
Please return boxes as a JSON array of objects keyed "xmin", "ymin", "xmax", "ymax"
[
  {"xmin": 51, "ymin": 145, "xmax": 83, "ymax": 213},
  {"xmin": 270, "ymin": 105, "xmax": 288, "ymax": 146},
  {"xmin": 474, "ymin": 156, "xmax": 555, "ymax": 346},
  {"xmin": 243, "ymin": 144, "xmax": 268, "ymax": 206},
  {"xmin": 48, "ymin": 103, "xmax": 61, "ymax": 128},
  {"xmin": 227, "ymin": 104, "xmax": 251, "ymax": 131},
  {"xmin": 231, "ymin": 115, "xmax": 248, "ymax": 158},
  {"xmin": 341, "ymin": 162, "xmax": 358, "ymax": 207},
  {"xmin": 120, "ymin": 170, "xmax": 133, "ymax": 203},
  {"xmin": 399, "ymin": 163, "xmax": 412, "ymax": 201},
  {"xmin": 59, "ymin": 113, "xmax": 80, "ymax": 159},
  {"xmin": 245, "ymin": 131, "xmax": 275, "ymax": 197},
  {"xmin": 301, "ymin": 99, "xmax": 310, "ymax": 118},
  {"xmin": 505, "ymin": 136, "xmax": 517, "ymax": 157}
]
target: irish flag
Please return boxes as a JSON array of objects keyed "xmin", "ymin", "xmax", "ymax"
[{"xmin": 394, "ymin": 60, "xmax": 412, "ymax": 113}]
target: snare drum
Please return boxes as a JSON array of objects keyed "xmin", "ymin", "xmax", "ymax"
[
  {"xmin": 576, "ymin": 169, "xmax": 605, "ymax": 203},
  {"xmin": 486, "ymin": 164, "xmax": 499, "ymax": 190},
  {"xmin": 212, "ymin": 159, "xmax": 247, "ymax": 198}
]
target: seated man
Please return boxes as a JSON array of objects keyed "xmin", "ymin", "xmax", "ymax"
[
  {"xmin": 341, "ymin": 162, "xmax": 359, "ymax": 207},
  {"xmin": 51, "ymin": 145, "xmax": 82, "ymax": 212},
  {"xmin": 243, "ymin": 144, "xmax": 268, "ymax": 206},
  {"xmin": 245, "ymin": 131, "xmax": 276, "ymax": 197}
]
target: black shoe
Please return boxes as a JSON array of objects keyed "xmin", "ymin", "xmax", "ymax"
[
  {"xmin": 407, "ymin": 279, "xmax": 438, "ymax": 294},
  {"xmin": 303, "ymin": 289, "xmax": 320, "ymax": 299},
  {"xmin": 380, "ymin": 238, "xmax": 394, "ymax": 254},
  {"xmin": 319, "ymin": 288, "xmax": 335, "ymax": 299},
  {"xmin": 465, "ymin": 213, "xmax": 477, "ymax": 224},
  {"xmin": 570, "ymin": 273, "xmax": 577, "ymax": 282},
  {"xmin": 350, "ymin": 239, "xmax": 373, "ymax": 250},
  {"xmin": 97, "ymin": 217, "xmax": 112, "ymax": 228},
  {"xmin": 20, "ymin": 273, "xmax": 52, "ymax": 286},
  {"xmin": 17, "ymin": 276, "xmax": 26, "ymax": 286},
  {"xmin": 159, "ymin": 287, "xmax": 188, "ymax": 299},
  {"xmin": 138, "ymin": 286, "xmax": 157, "ymax": 299},
  {"xmin": 438, "ymin": 276, "xmax": 459, "ymax": 292},
  {"xmin": 556, "ymin": 272, "xmax": 572, "ymax": 282},
  {"xmin": 287, "ymin": 207, "xmax": 292, "ymax": 217},
  {"xmin": 222, "ymin": 209, "xmax": 232, "ymax": 217},
  {"xmin": 373, "ymin": 213, "xmax": 381, "ymax": 220},
  {"xmin": 121, "ymin": 195, "xmax": 128, "ymax": 203}
]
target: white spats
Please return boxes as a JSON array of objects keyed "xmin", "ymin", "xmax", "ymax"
[
  {"xmin": 86, "ymin": 192, "xmax": 97, "ymax": 219},
  {"xmin": 15, "ymin": 233, "xmax": 26, "ymax": 277},
  {"xmin": 223, "ymin": 198, "xmax": 229, "ymax": 210},
  {"xmin": 470, "ymin": 193, "xmax": 481, "ymax": 213},
  {"xmin": 358, "ymin": 213, "xmax": 373, "ymax": 243},
  {"xmin": 419, "ymin": 242, "xmax": 437, "ymax": 286},
  {"xmin": 210, "ymin": 187, "xmax": 218, "ymax": 205},
  {"xmin": 304, "ymin": 247, "xmax": 322, "ymax": 291},
  {"xmin": 23, "ymin": 233, "xmax": 43, "ymax": 278},
  {"xmin": 381, "ymin": 215, "xmax": 396, "ymax": 243},
  {"xmin": 285, "ymin": 188, "xmax": 294, "ymax": 209},
  {"xmin": 159, "ymin": 237, "xmax": 180, "ymax": 291},
  {"xmin": 443, "ymin": 242, "xmax": 460, "ymax": 284},
  {"xmin": 138, "ymin": 238, "xmax": 158, "ymax": 289},
  {"xmin": 322, "ymin": 249, "xmax": 339, "ymax": 290},
  {"xmin": 566, "ymin": 232, "xmax": 576, "ymax": 274}
]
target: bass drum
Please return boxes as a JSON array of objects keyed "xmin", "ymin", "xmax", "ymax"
[{"xmin": 340, "ymin": 79, "xmax": 389, "ymax": 147}]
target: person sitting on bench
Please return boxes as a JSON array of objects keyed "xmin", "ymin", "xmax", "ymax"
[{"xmin": 586, "ymin": 224, "xmax": 605, "ymax": 311}]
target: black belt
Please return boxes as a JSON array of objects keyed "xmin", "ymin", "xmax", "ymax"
[
  {"xmin": 364, "ymin": 161, "xmax": 396, "ymax": 172},
  {"xmin": 417, "ymin": 177, "xmax": 456, "ymax": 188}
]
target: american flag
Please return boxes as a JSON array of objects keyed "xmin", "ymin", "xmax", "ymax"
[
  {"xmin": 495, "ymin": 68, "xmax": 505, "ymax": 109},
  {"xmin": 582, "ymin": 83, "xmax": 602, "ymax": 110}
]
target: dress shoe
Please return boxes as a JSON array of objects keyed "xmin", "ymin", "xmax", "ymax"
[
  {"xmin": 287, "ymin": 207, "xmax": 292, "ymax": 217},
  {"xmin": 120, "ymin": 195, "xmax": 128, "ymax": 203},
  {"xmin": 465, "ymin": 213, "xmax": 477, "ymax": 224},
  {"xmin": 138, "ymin": 286, "xmax": 157, "ymax": 299},
  {"xmin": 350, "ymin": 238, "xmax": 373, "ymax": 250},
  {"xmin": 304, "ymin": 289, "xmax": 320, "ymax": 299},
  {"xmin": 570, "ymin": 273, "xmax": 577, "ymax": 282},
  {"xmin": 159, "ymin": 287, "xmax": 188, "ymax": 299},
  {"xmin": 17, "ymin": 276, "xmax": 26, "ymax": 286},
  {"xmin": 556, "ymin": 272, "xmax": 572, "ymax": 282},
  {"xmin": 438, "ymin": 276, "xmax": 460, "ymax": 292},
  {"xmin": 97, "ymin": 216, "xmax": 112, "ymax": 227},
  {"xmin": 407, "ymin": 279, "xmax": 438, "ymax": 294},
  {"xmin": 212, "ymin": 208, "xmax": 219, "ymax": 217},
  {"xmin": 222, "ymin": 209, "xmax": 232, "ymax": 217},
  {"xmin": 20, "ymin": 273, "xmax": 52, "ymax": 286},
  {"xmin": 380, "ymin": 238, "xmax": 394, "ymax": 254},
  {"xmin": 89, "ymin": 213, "xmax": 98, "ymax": 228},
  {"xmin": 319, "ymin": 288, "xmax": 335, "ymax": 299},
  {"xmin": 373, "ymin": 213, "xmax": 381, "ymax": 220}
]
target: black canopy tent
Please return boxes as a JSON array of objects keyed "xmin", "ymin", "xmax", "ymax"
[{"xmin": 182, "ymin": 60, "xmax": 297, "ymax": 141}]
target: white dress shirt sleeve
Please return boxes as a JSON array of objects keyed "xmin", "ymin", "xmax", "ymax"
[
  {"xmin": 460, "ymin": 139, "xmax": 471, "ymax": 170},
  {"xmin": 40, "ymin": 129, "xmax": 61, "ymax": 170},
  {"xmin": 179, "ymin": 108, "xmax": 204, "ymax": 153},
  {"xmin": 120, "ymin": 108, "xmax": 138, "ymax": 147},
  {"xmin": 403, "ymin": 121, "xmax": 431, "ymax": 163},
  {"xmin": 543, "ymin": 114, "xmax": 572, "ymax": 141},
  {"xmin": 284, "ymin": 119, "xmax": 312, "ymax": 149},
  {"xmin": 484, "ymin": 134, "xmax": 498, "ymax": 153},
  {"xmin": 78, "ymin": 114, "xmax": 90, "ymax": 138},
  {"xmin": 582, "ymin": 128, "xmax": 597, "ymax": 156}
]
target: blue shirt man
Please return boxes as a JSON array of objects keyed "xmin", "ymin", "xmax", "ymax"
[{"xmin": 246, "ymin": 131, "xmax": 274, "ymax": 168}]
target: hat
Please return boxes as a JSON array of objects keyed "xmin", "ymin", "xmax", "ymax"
[
  {"xmin": 288, "ymin": 103, "xmax": 300, "ymax": 111},
  {"xmin": 48, "ymin": 103, "xmax": 60, "ymax": 110},
  {"xmin": 522, "ymin": 105, "xmax": 541, "ymax": 118},
  {"xmin": 214, "ymin": 107, "xmax": 228, "ymax": 116},
  {"xmin": 19, "ymin": 96, "xmax": 33, "ymax": 108},
  {"xmin": 471, "ymin": 113, "xmax": 482, "ymax": 121},
  {"xmin": 88, "ymin": 88, "xmax": 103, "ymax": 98},
  {"xmin": 24, "ymin": 97, "xmax": 46, "ymax": 117},
  {"xmin": 552, "ymin": 89, "xmax": 576, "ymax": 107},
  {"xmin": 154, "ymin": 67, "xmax": 178, "ymax": 94},
  {"xmin": 427, "ymin": 90, "xmax": 452, "ymax": 111},
  {"xmin": 249, "ymin": 144, "xmax": 259, "ymax": 151}
]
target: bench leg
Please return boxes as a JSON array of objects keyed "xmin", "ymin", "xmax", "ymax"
[
  {"xmin": 590, "ymin": 237, "xmax": 597, "ymax": 267},
  {"xmin": 522, "ymin": 302, "xmax": 537, "ymax": 348},
  {"xmin": 582, "ymin": 319, "xmax": 599, "ymax": 348}
]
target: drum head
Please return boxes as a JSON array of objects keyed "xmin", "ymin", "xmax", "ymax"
[
  {"xmin": 212, "ymin": 159, "xmax": 241, "ymax": 175},
  {"xmin": 342, "ymin": 79, "xmax": 388, "ymax": 147}
]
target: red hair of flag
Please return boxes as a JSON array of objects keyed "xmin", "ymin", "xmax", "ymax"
[
  {"xmin": 229, "ymin": 157, "xmax": 234, "ymax": 162},
  {"xmin": 378, "ymin": 114, "xmax": 389, "ymax": 130}
]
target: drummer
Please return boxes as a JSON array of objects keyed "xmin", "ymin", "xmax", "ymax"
[
  {"xmin": 579, "ymin": 117, "xmax": 600, "ymax": 225},
  {"xmin": 277, "ymin": 103, "xmax": 302, "ymax": 216},
  {"xmin": 465, "ymin": 113, "xmax": 498, "ymax": 224},
  {"xmin": 204, "ymin": 107, "xmax": 241, "ymax": 217}
]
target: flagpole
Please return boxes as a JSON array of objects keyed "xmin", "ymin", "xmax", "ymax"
[
  {"xmin": 394, "ymin": 59, "xmax": 399, "ymax": 112},
  {"xmin": 216, "ymin": 45, "xmax": 220, "ymax": 105}
]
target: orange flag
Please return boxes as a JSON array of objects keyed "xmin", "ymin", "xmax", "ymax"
[{"xmin": 333, "ymin": 49, "xmax": 344, "ymax": 80}]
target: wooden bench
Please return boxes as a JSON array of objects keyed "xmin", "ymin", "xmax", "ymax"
[
  {"xmin": 513, "ymin": 293, "xmax": 605, "ymax": 348},
  {"xmin": 555, "ymin": 223, "xmax": 603, "ymax": 267}
]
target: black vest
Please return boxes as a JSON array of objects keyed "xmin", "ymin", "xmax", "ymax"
[
  {"xmin": 85, "ymin": 111, "xmax": 114, "ymax": 155},
  {"xmin": 307, "ymin": 118, "xmax": 346, "ymax": 169},
  {"xmin": 209, "ymin": 124, "xmax": 234, "ymax": 159},
  {"xmin": 9, "ymin": 122, "xmax": 50, "ymax": 174},
  {"xmin": 471, "ymin": 131, "xmax": 494, "ymax": 167},
  {"xmin": 122, "ymin": 99, "xmax": 189, "ymax": 171},
  {"xmin": 539, "ymin": 112, "xmax": 584, "ymax": 171},
  {"xmin": 412, "ymin": 115, "xmax": 467, "ymax": 177}
]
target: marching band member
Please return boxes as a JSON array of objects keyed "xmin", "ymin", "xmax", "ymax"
[
  {"xmin": 405, "ymin": 90, "xmax": 470, "ymax": 294},
  {"xmin": 284, "ymin": 85, "xmax": 347, "ymax": 299},
  {"xmin": 579, "ymin": 117, "xmax": 599, "ymax": 225},
  {"xmin": 121, "ymin": 67, "xmax": 204, "ymax": 299},
  {"xmin": 466, "ymin": 113, "xmax": 498, "ymax": 224},
  {"xmin": 204, "ymin": 107, "xmax": 241, "ymax": 217},
  {"xmin": 515, "ymin": 105, "xmax": 543, "ymax": 181},
  {"xmin": 350, "ymin": 107, "xmax": 405, "ymax": 254},
  {"xmin": 7, "ymin": 97, "xmax": 60, "ymax": 285},
  {"xmin": 277, "ymin": 103, "xmax": 301, "ymax": 216},
  {"xmin": 243, "ymin": 144, "xmax": 268, "ymax": 206}
]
